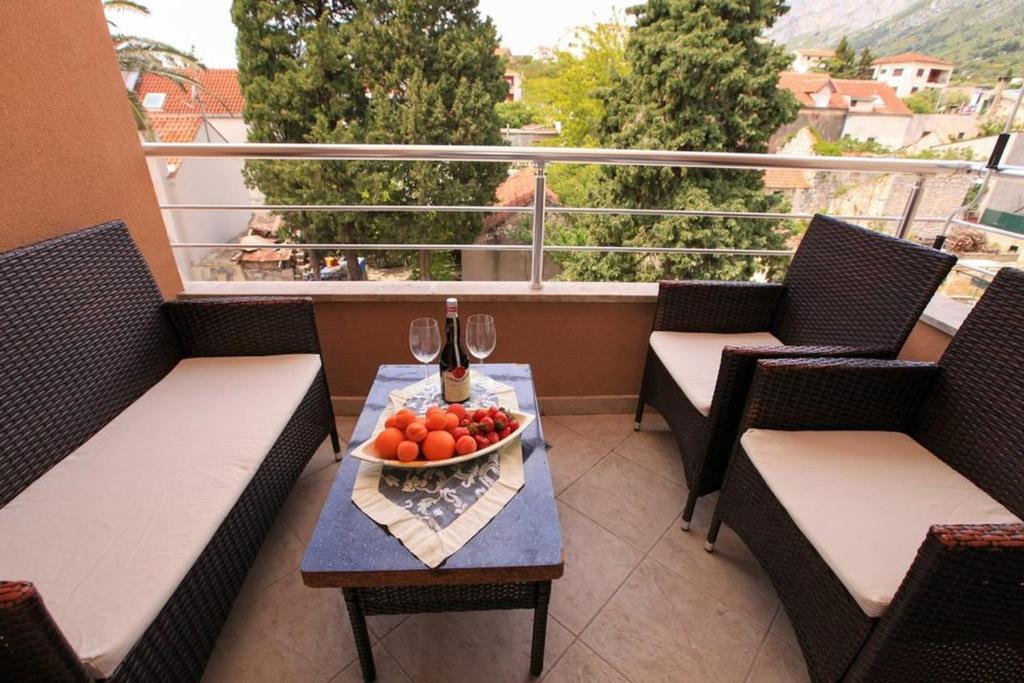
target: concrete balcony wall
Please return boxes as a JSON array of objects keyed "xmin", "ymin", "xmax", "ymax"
[{"xmin": 0, "ymin": 2, "xmax": 182, "ymax": 298}]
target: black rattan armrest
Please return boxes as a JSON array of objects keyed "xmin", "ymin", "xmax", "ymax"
[
  {"xmin": 652, "ymin": 281, "xmax": 784, "ymax": 333},
  {"xmin": 739, "ymin": 357, "xmax": 939, "ymax": 432},
  {"xmin": 0, "ymin": 581, "xmax": 92, "ymax": 681},
  {"xmin": 165, "ymin": 297, "xmax": 321, "ymax": 358},
  {"xmin": 848, "ymin": 523, "xmax": 1024, "ymax": 680}
]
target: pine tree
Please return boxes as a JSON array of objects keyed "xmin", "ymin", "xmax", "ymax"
[
  {"xmin": 232, "ymin": 0, "xmax": 507, "ymax": 279},
  {"xmin": 559, "ymin": 0, "xmax": 798, "ymax": 282}
]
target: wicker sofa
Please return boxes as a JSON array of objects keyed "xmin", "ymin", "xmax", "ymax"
[
  {"xmin": 0, "ymin": 221, "xmax": 339, "ymax": 682},
  {"xmin": 633, "ymin": 214, "xmax": 956, "ymax": 529},
  {"xmin": 707, "ymin": 267, "xmax": 1024, "ymax": 682}
]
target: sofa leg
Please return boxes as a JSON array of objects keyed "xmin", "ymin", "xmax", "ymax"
[
  {"xmin": 705, "ymin": 509, "xmax": 723, "ymax": 553},
  {"xmin": 330, "ymin": 424, "xmax": 342, "ymax": 460},
  {"xmin": 633, "ymin": 398, "xmax": 645, "ymax": 431},
  {"xmin": 680, "ymin": 489, "xmax": 699, "ymax": 531}
]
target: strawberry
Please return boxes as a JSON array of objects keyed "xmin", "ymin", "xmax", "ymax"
[
  {"xmin": 487, "ymin": 406, "xmax": 499, "ymax": 418},
  {"xmin": 473, "ymin": 409, "xmax": 488, "ymax": 422},
  {"xmin": 474, "ymin": 434, "xmax": 490, "ymax": 449},
  {"xmin": 478, "ymin": 416, "xmax": 494, "ymax": 433},
  {"xmin": 453, "ymin": 427, "xmax": 470, "ymax": 439},
  {"xmin": 498, "ymin": 426, "xmax": 512, "ymax": 439},
  {"xmin": 507, "ymin": 421, "xmax": 519, "ymax": 431},
  {"xmin": 494, "ymin": 418, "xmax": 507, "ymax": 432},
  {"xmin": 487, "ymin": 431, "xmax": 500, "ymax": 444}
]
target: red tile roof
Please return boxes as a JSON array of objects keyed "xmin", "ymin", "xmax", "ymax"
[
  {"xmin": 871, "ymin": 53, "xmax": 954, "ymax": 67},
  {"xmin": 134, "ymin": 69, "xmax": 244, "ymax": 115},
  {"xmin": 764, "ymin": 168, "xmax": 811, "ymax": 190},
  {"xmin": 147, "ymin": 114, "xmax": 202, "ymax": 143},
  {"xmin": 778, "ymin": 72, "xmax": 911, "ymax": 116}
]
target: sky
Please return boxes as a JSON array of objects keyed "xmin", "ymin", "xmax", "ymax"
[{"xmin": 109, "ymin": 0, "xmax": 624, "ymax": 69}]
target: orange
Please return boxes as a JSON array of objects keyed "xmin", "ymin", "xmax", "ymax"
[
  {"xmin": 455, "ymin": 435, "xmax": 477, "ymax": 455},
  {"xmin": 422, "ymin": 430, "xmax": 456, "ymax": 461},
  {"xmin": 444, "ymin": 412, "xmax": 460, "ymax": 432},
  {"xmin": 373, "ymin": 427, "xmax": 405, "ymax": 459},
  {"xmin": 393, "ymin": 409, "xmax": 417, "ymax": 430},
  {"xmin": 405, "ymin": 421, "xmax": 428, "ymax": 443},
  {"xmin": 424, "ymin": 411, "xmax": 448, "ymax": 432},
  {"xmin": 446, "ymin": 403, "xmax": 467, "ymax": 419},
  {"xmin": 384, "ymin": 416, "xmax": 398, "ymax": 429},
  {"xmin": 396, "ymin": 440, "xmax": 420, "ymax": 462}
]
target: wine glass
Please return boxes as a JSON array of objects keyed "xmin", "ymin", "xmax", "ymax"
[
  {"xmin": 409, "ymin": 318, "xmax": 441, "ymax": 383},
  {"xmin": 466, "ymin": 314, "xmax": 496, "ymax": 376}
]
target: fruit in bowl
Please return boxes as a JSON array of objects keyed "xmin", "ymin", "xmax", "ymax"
[{"xmin": 371, "ymin": 404, "xmax": 521, "ymax": 463}]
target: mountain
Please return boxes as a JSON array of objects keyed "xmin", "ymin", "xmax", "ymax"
[{"xmin": 769, "ymin": 0, "xmax": 1024, "ymax": 84}]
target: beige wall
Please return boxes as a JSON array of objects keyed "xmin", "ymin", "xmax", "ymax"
[
  {"xmin": 313, "ymin": 300, "xmax": 657, "ymax": 412},
  {"xmin": 0, "ymin": 3, "xmax": 181, "ymax": 297},
  {"xmin": 898, "ymin": 320, "xmax": 952, "ymax": 362}
]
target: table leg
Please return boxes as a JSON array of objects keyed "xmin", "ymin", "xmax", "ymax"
[
  {"xmin": 342, "ymin": 589, "xmax": 376, "ymax": 682},
  {"xmin": 529, "ymin": 581, "xmax": 552, "ymax": 676}
]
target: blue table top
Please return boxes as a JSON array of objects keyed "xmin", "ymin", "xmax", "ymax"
[{"xmin": 301, "ymin": 364, "xmax": 564, "ymax": 588}]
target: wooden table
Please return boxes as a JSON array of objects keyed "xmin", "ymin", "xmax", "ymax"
[{"xmin": 301, "ymin": 364, "xmax": 564, "ymax": 682}]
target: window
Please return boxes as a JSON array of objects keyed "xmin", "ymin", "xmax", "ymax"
[
  {"xmin": 917, "ymin": 69, "xmax": 924, "ymax": 77},
  {"xmin": 957, "ymin": 132, "xmax": 966, "ymax": 140},
  {"xmin": 880, "ymin": 68, "xmax": 888, "ymax": 75},
  {"xmin": 893, "ymin": 68, "xmax": 904, "ymax": 76},
  {"xmin": 142, "ymin": 92, "xmax": 166, "ymax": 111},
  {"xmin": 867, "ymin": 137, "xmax": 877, "ymax": 143},
  {"xmin": 911, "ymin": 87, "xmax": 919, "ymax": 94}
]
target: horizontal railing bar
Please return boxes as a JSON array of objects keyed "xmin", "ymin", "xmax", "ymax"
[
  {"xmin": 159, "ymin": 203, "xmax": 531, "ymax": 213},
  {"xmin": 169, "ymin": 242, "xmax": 793, "ymax": 256},
  {"xmin": 142, "ymin": 142, "xmax": 988, "ymax": 176},
  {"xmin": 157, "ymin": 202, "xmax": 950, "ymax": 224}
]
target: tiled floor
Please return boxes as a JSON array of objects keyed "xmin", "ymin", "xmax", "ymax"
[{"xmin": 201, "ymin": 414, "xmax": 811, "ymax": 683}]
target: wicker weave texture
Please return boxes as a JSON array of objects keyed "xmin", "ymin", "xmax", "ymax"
[
  {"xmin": 913, "ymin": 267, "xmax": 1024, "ymax": 517},
  {"xmin": 166, "ymin": 298, "xmax": 322, "ymax": 357},
  {"xmin": 770, "ymin": 214, "xmax": 956, "ymax": 352},
  {"xmin": 0, "ymin": 582, "xmax": 91, "ymax": 683},
  {"xmin": 0, "ymin": 222, "xmax": 180, "ymax": 507},
  {"xmin": 652, "ymin": 281, "xmax": 783, "ymax": 333}
]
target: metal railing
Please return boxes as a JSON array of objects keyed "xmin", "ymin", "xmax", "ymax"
[{"xmin": 142, "ymin": 142, "xmax": 1024, "ymax": 288}]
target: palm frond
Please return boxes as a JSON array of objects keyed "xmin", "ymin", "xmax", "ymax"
[{"xmin": 103, "ymin": 1, "xmax": 150, "ymax": 15}]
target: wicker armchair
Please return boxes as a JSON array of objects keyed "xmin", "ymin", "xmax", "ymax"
[
  {"xmin": 634, "ymin": 214, "xmax": 956, "ymax": 529},
  {"xmin": 0, "ymin": 222, "xmax": 338, "ymax": 681},
  {"xmin": 707, "ymin": 267, "xmax": 1024, "ymax": 682}
]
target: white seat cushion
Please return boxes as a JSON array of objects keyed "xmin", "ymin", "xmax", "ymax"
[
  {"xmin": 741, "ymin": 429, "xmax": 1021, "ymax": 618},
  {"xmin": 0, "ymin": 354, "xmax": 322, "ymax": 677},
  {"xmin": 649, "ymin": 331, "xmax": 783, "ymax": 416}
]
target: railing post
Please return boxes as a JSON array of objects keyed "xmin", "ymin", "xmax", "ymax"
[
  {"xmin": 530, "ymin": 162, "xmax": 547, "ymax": 289},
  {"xmin": 896, "ymin": 174, "xmax": 927, "ymax": 240}
]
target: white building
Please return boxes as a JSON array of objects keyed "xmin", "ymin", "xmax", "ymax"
[
  {"xmin": 133, "ymin": 69, "xmax": 258, "ymax": 279},
  {"xmin": 871, "ymin": 53, "xmax": 954, "ymax": 98},
  {"xmin": 790, "ymin": 48, "xmax": 835, "ymax": 74}
]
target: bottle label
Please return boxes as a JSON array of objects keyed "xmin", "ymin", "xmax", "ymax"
[{"xmin": 443, "ymin": 366, "xmax": 471, "ymax": 403}]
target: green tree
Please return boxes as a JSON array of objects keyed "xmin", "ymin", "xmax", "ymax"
[
  {"xmin": 233, "ymin": 0, "xmax": 507, "ymax": 280},
  {"xmin": 495, "ymin": 101, "xmax": 538, "ymax": 128},
  {"xmin": 816, "ymin": 36, "xmax": 873, "ymax": 79},
  {"xmin": 558, "ymin": 0, "xmax": 798, "ymax": 282},
  {"xmin": 904, "ymin": 88, "xmax": 941, "ymax": 114}
]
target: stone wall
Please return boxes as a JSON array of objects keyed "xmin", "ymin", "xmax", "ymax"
[{"xmin": 788, "ymin": 170, "xmax": 975, "ymax": 240}]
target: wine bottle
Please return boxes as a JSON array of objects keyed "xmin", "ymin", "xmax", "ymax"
[{"xmin": 440, "ymin": 297, "xmax": 471, "ymax": 403}]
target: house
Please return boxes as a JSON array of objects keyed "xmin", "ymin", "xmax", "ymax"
[
  {"xmin": 775, "ymin": 72, "xmax": 913, "ymax": 150},
  {"xmin": 871, "ymin": 53, "xmax": 954, "ymax": 98},
  {"xmin": 504, "ymin": 69, "xmax": 523, "ymax": 102},
  {"xmin": 133, "ymin": 69, "xmax": 257, "ymax": 279},
  {"xmin": 790, "ymin": 48, "xmax": 834, "ymax": 74}
]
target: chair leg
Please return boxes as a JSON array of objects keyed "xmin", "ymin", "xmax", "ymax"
[
  {"xmin": 633, "ymin": 397, "xmax": 645, "ymax": 431},
  {"xmin": 680, "ymin": 488, "xmax": 699, "ymax": 531},
  {"xmin": 705, "ymin": 507, "xmax": 723, "ymax": 553},
  {"xmin": 330, "ymin": 423, "xmax": 342, "ymax": 460}
]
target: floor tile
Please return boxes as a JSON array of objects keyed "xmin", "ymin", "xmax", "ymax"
[
  {"xmin": 769, "ymin": 606, "xmax": 800, "ymax": 650},
  {"xmin": 336, "ymin": 415, "xmax": 359, "ymax": 444},
  {"xmin": 384, "ymin": 609, "xmax": 573, "ymax": 683},
  {"xmin": 280, "ymin": 462, "xmax": 339, "ymax": 544},
  {"xmin": 541, "ymin": 416, "xmax": 612, "ymax": 495},
  {"xmin": 202, "ymin": 570, "xmax": 356, "ymax": 683},
  {"xmin": 559, "ymin": 453, "xmax": 685, "ymax": 552},
  {"xmin": 368, "ymin": 614, "xmax": 409, "ymax": 640},
  {"xmin": 615, "ymin": 428, "xmax": 686, "ymax": 485},
  {"xmin": 542, "ymin": 641, "xmax": 628, "ymax": 683},
  {"xmin": 332, "ymin": 643, "xmax": 411, "ymax": 683},
  {"xmin": 303, "ymin": 422, "xmax": 346, "ymax": 478},
  {"xmin": 550, "ymin": 502, "xmax": 643, "ymax": 634},
  {"xmin": 549, "ymin": 414, "xmax": 639, "ymax": 451},
  {"xmin": 649, "ymin": 499, "xmax": 778, "ymax": 628},
  {"xmin": 235, "ymin": 517, "xmax": 305, "ymax": 603},
  {"xmin": 746, "ymin": 635, "xmax": 810, "ymax": 683},
  {"xmin": 581, "ymin": 558, "xmax": 765, "ymax": 683}
]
